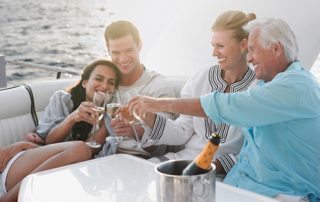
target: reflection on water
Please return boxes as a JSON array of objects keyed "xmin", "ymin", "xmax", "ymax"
[{"xmin": 0, "ymin": 0, "xmax": 113, "ymax": 84}]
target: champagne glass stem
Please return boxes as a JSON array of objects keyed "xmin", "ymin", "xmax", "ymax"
[
  {"xmin": 92, "ymin": 120, "xmax": 98, "ymax": 143},
  {"xmin": 87, "ymin": 119, "xmax": 101, "ymax": 148},
  {"xmin": 131, "ymin": 124, "xmax": 141, "ymax": 147}
]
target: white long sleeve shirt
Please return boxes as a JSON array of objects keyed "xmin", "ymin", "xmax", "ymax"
[{"xmin": 145, "ymin": 65, "xmax": 256, "ymax": 173}]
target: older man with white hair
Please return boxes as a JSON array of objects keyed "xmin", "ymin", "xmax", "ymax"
[{"xmin": 128, "ymin": 18, "xmax": 320, "ymax": 202}]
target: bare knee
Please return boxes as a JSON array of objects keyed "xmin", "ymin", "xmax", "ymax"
[{"xmin": 67, "ymin": 141, "xmax": 92, "ymax": 162}]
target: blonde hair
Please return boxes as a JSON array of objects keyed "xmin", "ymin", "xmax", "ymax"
[{"xmin": 212, "ymin": 10, "xmax": 256, "ymax": 42}]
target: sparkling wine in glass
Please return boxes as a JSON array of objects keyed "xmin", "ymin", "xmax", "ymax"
[
  {"xmin": 106, "ymin": 90, "xmax": 121, "ymax": 119},
  {"xmin": 106, "ymin": 103, "xmax": 120, "ymax": 119},
  {"xmin": 105, "ymin": 90, "xmax": 128, "ymax": 142},
  {"xmin": 86, "ymin": 91, "xmax": 106, "ymax": 148},
  {"xmin": 125, "ymin": 89, "xmax": 143, "ymax": 147}
]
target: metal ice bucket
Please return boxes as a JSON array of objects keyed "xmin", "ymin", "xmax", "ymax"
[{"xmin": 155, "ymin": 159, "xmax": 216, "ymax": 202}]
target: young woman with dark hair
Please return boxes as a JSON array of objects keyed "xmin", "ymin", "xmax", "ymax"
[{"xmin": 0, "ymin": 59, "xmax": 121, "ymax": 202}]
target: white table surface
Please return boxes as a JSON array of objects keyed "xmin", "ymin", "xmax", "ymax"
[{"xmin": 18, "ymin": 154, "xmax": 279, "ymax": 202}]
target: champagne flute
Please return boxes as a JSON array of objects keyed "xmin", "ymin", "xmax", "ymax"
[
  {"xmin": 105, "ymin": 90, "xmax": 127, "ymax": 142},
  {"xmin": 125, "ymin": 89, "xmax": 143, "ymax": 147},
  {"xmin": 87, "ymin": 91, "xmax": 106, "ymax": 148},
  {"xmin": 106, "ymin": 90, "xmax": 121, "ymax": 120}
]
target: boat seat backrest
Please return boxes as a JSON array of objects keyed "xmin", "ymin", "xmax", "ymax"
[{"xmin": 0, "ymin": 79, "xmax": 77, "ymax": 147}]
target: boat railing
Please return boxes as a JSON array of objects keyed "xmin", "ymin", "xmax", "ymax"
[{"xmin": 0, "ymin": 55, "xmax": 80, "ymax": 88}]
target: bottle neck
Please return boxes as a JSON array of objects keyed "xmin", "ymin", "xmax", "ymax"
[{"xmin": 194, "ymin": 140, "xmax": 219, "ymax": 170}]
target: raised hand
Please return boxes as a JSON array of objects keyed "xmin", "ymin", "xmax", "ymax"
[
  {"xmin": 110, "ymin": 117, "xmax": 134, "ymax": 138},
  {"xmin": 87, "ymin": 91, "xmax": 106, "ymax": 148},
  {"xmin": 70, "ymin": 102, "xmax": 98, "ymax": 125},
  {"xmin": 128, "ymin": 96, "xmax": 163, "ymax": 120}
]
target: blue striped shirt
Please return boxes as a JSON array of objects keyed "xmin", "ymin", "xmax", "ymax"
[{"xmin": 200, "ymin": 62, "xmax": 320, "ymax": 201}]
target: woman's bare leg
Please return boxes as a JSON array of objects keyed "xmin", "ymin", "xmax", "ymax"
[{"xmin": 1, "ymin": 141, "xmax": 92, "ymax": 202}]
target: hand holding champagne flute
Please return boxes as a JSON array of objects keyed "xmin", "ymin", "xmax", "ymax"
[
  {"xmin": 86, "ymin": 91, "xmax": 106, "ymax": 148},
  {"xmin": 106, "ymin": 89, "xmax": 143, "ymax": 147},
  {"xmin": 119, "ymin": 105, "xmax": 135, "ymax": 124},
  {"xmin": 106, "ymin": 90, "xmax": 132, "ymax": 142},
  {"xmin": 105, "ymin": 90, "xmax": 125, "ymax": 141},
  {"xmin": 123, "ymin": 89, "xmax": 143, "ymax": 147},
  {"xmin": 117, "ymin": 104, "xmax": 142, "ymax": 148}
]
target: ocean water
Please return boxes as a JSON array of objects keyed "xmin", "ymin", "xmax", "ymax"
[
  {"xmin": 0, "ymin": 0, "xmax": 112, "ymax": 85},
  {"xmin": 1, "ymin": 0, "xmax": 320, "ymax": 86}
]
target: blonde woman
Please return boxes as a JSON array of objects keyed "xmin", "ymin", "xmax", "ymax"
[{"xmin": 133, "ymin": 10, "xmax": 256, "ymax": 175}]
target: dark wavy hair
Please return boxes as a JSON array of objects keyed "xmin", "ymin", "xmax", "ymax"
[{"xmin": 66, "ymin": 59, "xmax": 121, "ymax": 141}]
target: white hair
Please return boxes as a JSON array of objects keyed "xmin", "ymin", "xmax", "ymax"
[{"xmin": 245, "ymin": 18, "xmax": 299, "ymax": 63}]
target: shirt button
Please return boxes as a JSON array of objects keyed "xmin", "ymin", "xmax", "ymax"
[
  {"xmin": 241, "ymin": 173, "xmax": 246, "ymax": 178},
  {"xmin": 244, "ymin": 156, "xmax": 248, "ymax": 161}
]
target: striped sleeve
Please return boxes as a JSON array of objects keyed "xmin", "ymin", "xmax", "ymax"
[
  {"xmin": 216, "ymin": 154, "xmax": 237, "ymax": 173},
  {"xmin": 157, "ymin": 155, "xmax": 170, "ymax": 162},
  {"xmin": 147, "ymin": 114, "xmax": 167, "ymax": 142}
]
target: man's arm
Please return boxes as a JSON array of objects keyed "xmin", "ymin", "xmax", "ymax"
[{"xmin": 129, "ymin": 97, "xmax": 206, "ymax": 118}]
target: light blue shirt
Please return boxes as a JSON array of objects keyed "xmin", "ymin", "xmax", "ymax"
[{"xmin": 200, "ymin": 62, "xmax": 320, "ymax": 201}]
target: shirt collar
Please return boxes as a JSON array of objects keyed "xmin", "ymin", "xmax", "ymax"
[
  {"xmin": 286, "ymin": 60, "xmax": 303, "ymax": 71},
  {"xmin": 210, "ymin": 65, "xmax": 255, "ymax": 93}
]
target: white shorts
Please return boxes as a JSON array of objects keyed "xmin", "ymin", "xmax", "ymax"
[{"xmin": 1, "ymin": 151, "xmax": 26, "ymax": 195}]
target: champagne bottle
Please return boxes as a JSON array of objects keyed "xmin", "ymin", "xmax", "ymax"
[{"xmin": 182, "ymin": 133, "xmax": 220, "ymax": 175}]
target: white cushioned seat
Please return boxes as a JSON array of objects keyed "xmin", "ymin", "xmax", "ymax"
[{"xmin": 0, "ymin": 79, "xmax": 78, "ymax": 147}]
